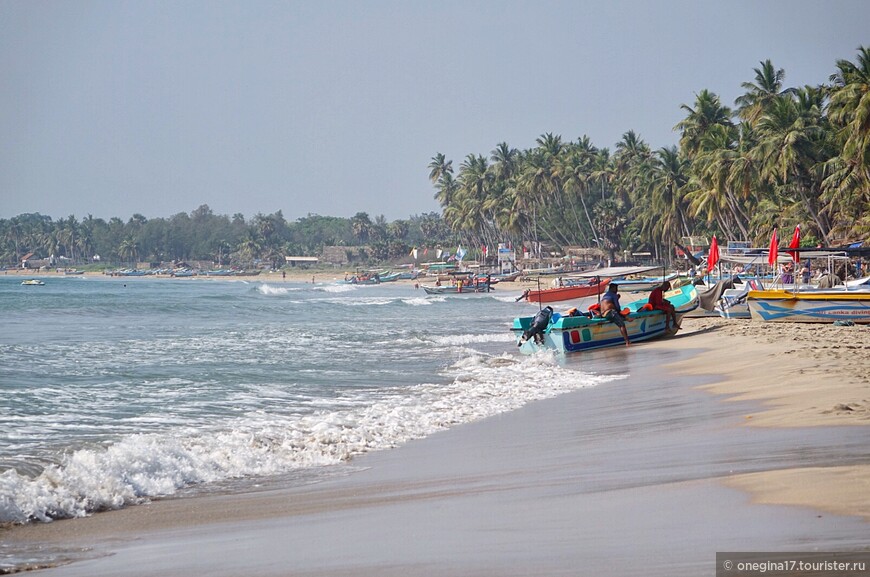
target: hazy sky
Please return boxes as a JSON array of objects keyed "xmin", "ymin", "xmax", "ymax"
[{"xmin": 2, "ymin": 1, "xmax": 868, "ymax": 223}]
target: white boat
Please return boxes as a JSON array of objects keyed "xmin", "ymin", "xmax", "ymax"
[
  {"xmin": 747, "ymin": 287, "xmax": 870, "ymax": 323},
  {"xmin": 421, "ymin": 283, "xmax": 494, "ymax": 295},
  {"xmin": 21, "ymin": 279, "xmax": 45, "ymax": 285}
]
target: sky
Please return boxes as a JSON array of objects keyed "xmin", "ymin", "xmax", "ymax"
[{"xmin": 1, "ymin": 0, "xmax": 869, "ymax": 223}]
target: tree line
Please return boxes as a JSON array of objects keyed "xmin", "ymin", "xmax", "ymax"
[
  {"xmin": 5, "ymin": 48, "xmax": 868, "ymax": 269},
  {"xmin": 429, "ymin": 47, "xmax": 870, "ymax": 261},
  {"xmin": 0, "ymin": 207, "xmax": 454, "ymax": 268}
]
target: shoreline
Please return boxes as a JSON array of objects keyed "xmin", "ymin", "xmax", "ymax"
[{"xmin": 3, "ymin": 314, "xmax": 870, "ymax": 575}]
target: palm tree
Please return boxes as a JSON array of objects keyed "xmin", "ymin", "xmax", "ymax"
[
  {"xmin": 118, "ymin": 236, "xmax": 138, "ymax": 266},
  {"xmin": 641, "ymin": 146, "xmax": 692, "ymax": 252},
  {"xmin": 675, "ymin": 90, "xmax": 733, "ymax": 160},
  {"xmin": 350, "ymin": 212, "xmax": 373, "ymax": 244},
  {"xmin": 825, "ymin": 46, "xmax": 870, "ymax": 238},
  {"xmin": 735, "ymin": 59, "xmax": 795, "ymax": 126},
  {"xmin": 752, "ymin": 93, "xmax": 832, "ymax": 243}
]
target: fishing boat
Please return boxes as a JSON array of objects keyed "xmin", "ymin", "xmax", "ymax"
[
  {"xmin": 21, "ymin": 279, "xmax": 45, "ymax": 286},
  {"xmin": 512, "ymin": 284, "xmax": 699, "ymax": 354},
  {"xmin": 421, "ymin": 282, "xmax": 494, "ymax": 295},
  {"xmin": 524, "ymin": 277, "xmax": 611, "ymax": 304},
  {"xmin": 491, "ymin": 270, "xmax": 523, "ymax": 282},
  {"xmin": 523, "ymin": 265, "xmax": 666, "ymax": 304},
  {"xmin": 747, "ymin": 287, "xmax": 870, "ymax": 323}
]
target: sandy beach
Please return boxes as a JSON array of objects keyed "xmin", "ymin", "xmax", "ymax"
[{"xmin": 3, "ymin": 285, "xmax": 870, "ymax": 576}]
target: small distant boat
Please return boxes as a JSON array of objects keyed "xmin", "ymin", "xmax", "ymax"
[
  {"xmin": 512, "ymin": 284, "xmax": 699, "ymax": 354},
  {"xmin": 491, "ymin": 271, "xmax": 523, "ymax": 282},
  {"xmin": 422, "ymin": 282, "xmax": 494, "ymax": 295},
  {"xmin": 21, "ymin": 279, "xmax": 45, "ymax": 286}
]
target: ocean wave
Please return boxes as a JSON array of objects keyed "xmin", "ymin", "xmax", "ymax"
[{"xmin": 0, "ymin": 354, "xmax": 624, "ymax": 524}]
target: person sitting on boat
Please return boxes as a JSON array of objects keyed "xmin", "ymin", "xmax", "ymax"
[
  {"xmin": 600, "ymin": 284, "xmax": 632, "ymax": 347},
  {"xmin": 648, "ymin": 281, "xmax": 679, "ymax": 332},
  {"xmin": 519, "ymin": 306, "xmax": 553, "ymax": 346}
]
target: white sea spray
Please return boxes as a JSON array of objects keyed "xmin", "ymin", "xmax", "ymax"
[{"xmin": 0, "ymin": 353, "xmax": 624, "ymax": 524}]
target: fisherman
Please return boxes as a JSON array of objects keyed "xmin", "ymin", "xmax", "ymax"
[
  {"xmin": 648, "ymin": 281, "xmax": 679, "ymax": 332},
  {"xmin": 600, "ymin": 284, "xmax": 632, "ymax": 346},
  {"xmin": 519, "ymin": 306, "xmax": 553, "ymax": 346}
]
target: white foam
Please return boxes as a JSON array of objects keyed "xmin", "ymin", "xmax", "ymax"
[
  {"xmin": 257, "ymin": 284, "xmax": 294, "ymax": 296},
  {"xmin": 319, "ymin": 284, "xmax": 356, "ymax": 293},
  {"xmin": 0, "ymin": 355, "xmax": 624, "ymax": 524}
]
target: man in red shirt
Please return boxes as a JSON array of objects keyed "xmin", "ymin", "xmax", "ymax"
[{"xmin": 648, "ymin": 281, "xmax": 679, "ymax": 332}]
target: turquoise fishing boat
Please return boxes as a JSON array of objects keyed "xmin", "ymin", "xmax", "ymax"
[{"xmin": 512, "ymin": 284, "xmax": 699, "ymax": 354}]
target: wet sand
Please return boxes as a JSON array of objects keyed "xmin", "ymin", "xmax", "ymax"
[{"xmin": 4, "ymin": 318, "xmax": 870, "ymax": 576}]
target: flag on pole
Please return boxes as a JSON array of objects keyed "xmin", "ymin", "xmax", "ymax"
[
  {"xmin": 411, "ymin": 248, "xmax": 418, "ymax": 260},
  {"xmin": 767, "ymin": 228, "xmax": 779, "ymax": 267},
  {"xmin": 423, "ymin": 247, "xmax": 428, "ymax": 256},
  {"xmin": 436, "ymin": 248, "xmax": 442, "ymax": 259},
  {"xmin": 455, "ymin": 245, "xmax": 467, "ymax": 262},
  {"xmin": 707, "ymin": 234, "xmax": 720, "ymax": 272},
  {"xmin": 787, "ymin": 225, "xmax": 801, "ymax": 263}
]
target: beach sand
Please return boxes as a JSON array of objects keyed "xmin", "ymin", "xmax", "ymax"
[{"xmin": 3, "ymin": 306, "xmax": 870, "ymax": 575}]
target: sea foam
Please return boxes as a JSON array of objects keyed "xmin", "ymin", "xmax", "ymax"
[{"xmin": 0, "ymin": 354, "xmax": 623, "ymax": 524}]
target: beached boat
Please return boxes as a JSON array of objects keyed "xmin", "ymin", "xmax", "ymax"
[
  {"xmin": 422, "ymin": 282, "xmax": 495, "ymax": 295},
  {"xmin": 747, "ymin": 287, "xmax": 870, "ymax": 323},
  {"xmin": 378, "ymin": 272, "xmax": 402, "ymax": 282},
  {"xmin": 21, "ymin": 279, "xmax": 45, "ymax": 286},
  {"xmin": 512, "ymin": 284, "xmax": 699, "ymax": 354},
  {"xmin": 524, "ymin": 277, "xmax": 611, "ymax": 304},
  {"xmin": 523, "ymin": 265, "xmax": 669, "ymax": 304},
  {"xmin": 491, "ymin": 271, "xmax": 522, "ymax": 282}
]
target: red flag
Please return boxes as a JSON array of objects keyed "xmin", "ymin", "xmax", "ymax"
[
  {"xmin": 787, "ymin": 225, "xmax": 801, "ymax": 263},
  {"xmin": 707, "ymin": 235, "xmax": 720, "ymax": 271},
  {"xmin": 767, "ymin": 228, "xmax": 779, "ymax": 267}
]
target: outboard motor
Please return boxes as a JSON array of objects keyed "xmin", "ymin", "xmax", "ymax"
[{"xmin": 520, "ymin": 306, "xmax": 553, "ymax": 345}]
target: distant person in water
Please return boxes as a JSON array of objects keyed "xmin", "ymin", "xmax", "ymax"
[{"xmin": 600, "ymin": 284, "xmax": 631, "ymax": 346}]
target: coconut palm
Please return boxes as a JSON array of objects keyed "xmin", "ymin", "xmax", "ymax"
[
  {"xmin": 735, "ymin": 59, "xmax": 795, "ymax": 126},
  {"xmin": 752, "ymin": 93, "xmax": 832, "ymax": 243},
  {"xmin": 675, "ymin": 90, "xmax": 733, "ymax": 160},
  {"xmin": 825, "ymin": 46, "xmax": 870, "ymax": 237}
]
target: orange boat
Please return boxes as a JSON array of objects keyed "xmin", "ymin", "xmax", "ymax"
[{"xmin": 525, "ymin": 277, "xmax": 611, "ymax": 304}]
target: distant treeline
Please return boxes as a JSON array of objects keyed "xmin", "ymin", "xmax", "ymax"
[
  {"xmin": 6, "ymin": 48, "xmax": 869, "ymax": 269},
  {"xmin": 0, "ymin": 207, "xmax": 456, "ymax": 268},
  {"xmin": 430, "ymin": 47, "xmax": 870, "ymax": 261}
]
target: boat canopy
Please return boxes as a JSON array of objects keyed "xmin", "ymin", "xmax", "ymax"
[{"xmin": 569, "ymin": 265, "xmax": 664, "ymax": 279}]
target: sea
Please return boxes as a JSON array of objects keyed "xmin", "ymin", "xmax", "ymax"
[{"xmin": 0, "ymin": 274, "xmax": 623, "ymax": 528}]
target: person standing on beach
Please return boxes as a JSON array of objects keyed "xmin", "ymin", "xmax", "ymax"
[{"xmin": 600, "ymin": 284, "xmax": 631, "ymax": 346}]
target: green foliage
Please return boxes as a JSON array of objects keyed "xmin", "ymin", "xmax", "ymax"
[{"xmin": 430, "ymin": 47, "xmax": 870, "ymax": 262}]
